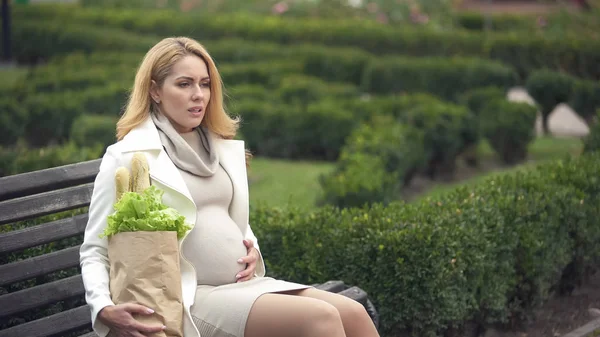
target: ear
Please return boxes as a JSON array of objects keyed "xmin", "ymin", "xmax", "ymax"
[{"xmin": 150, "ymin": 80, "xmax": 161, "ymax": 104}]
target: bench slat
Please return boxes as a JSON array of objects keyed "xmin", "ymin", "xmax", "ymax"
[
  {"xmin": 0, "ymin": 159, "xmax": 101, "ymax": 201},
  {"xmin": 0, "ymin": 245, "xmax": 81, "ymax": 287},
  {"xmin": 314, "ymin": 280, "xmax": 346, "ymax": 293},
  {"xmin": 0, "ymin": 184, "xmax": 93, "ymax": 226},
  {"xmin": 0, "ymin": 275, "xmax": 85, "ymax": 317},
  {"xmin": 0, "ymin": 214, "xmax": 88, "ymax": 254},
  {"xmin": 0, "ymin": 305, "xmax": 91, "ymax": 337}
]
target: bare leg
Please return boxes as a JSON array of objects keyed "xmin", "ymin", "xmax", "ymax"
[
  {"xmin": 244, "ymin": 293, "xmax": 346, "ymax": 337},
  {"xmin": 286, "ymin": 288, "xmax": 380, "ymax": 337}
]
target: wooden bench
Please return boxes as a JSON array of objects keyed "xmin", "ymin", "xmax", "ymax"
[{"xmin": 0, "ymin": 160, "xmax": 379, "ymax": 337}]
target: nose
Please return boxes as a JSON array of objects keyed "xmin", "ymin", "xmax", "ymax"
[{"xmin": 192, "ymin": 84, "xmax": 204, "ymax": 101}]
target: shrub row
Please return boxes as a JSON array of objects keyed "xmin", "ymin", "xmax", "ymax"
[
  {"xmin": 317, "ymin": 91, "xmax": 539, "ymax": 207},
  {"xmin": 252, "ymin": 152, "xmax": 600, "ymax": 336},
  {"xmin": 584, "ymin": 110, "xmax": 600, "ymax": 153},
  {"xmin": 8, "ymin": 19, "xmax": 157, "ymax": 64},
  {"xmin": 526, "ymin": 69, "xmax": 600, "ymax": 133},
  {"xmin": 0, "ymin": 84, "xmax": 127, "ymax": 147},
  {"xmin": 8, "ymin": 19, "xmax": 520, "ymax": 102},
  {"xmin": 0, "ymin": 142, "xmax": 103, "ymax": 177},
  {"xmin": 13, "ymin": 4, "xmax": 600, "ymax": 80},
  {"xmin": 461, "ymin": 87, "xmax": 538, "ymax": 164}
]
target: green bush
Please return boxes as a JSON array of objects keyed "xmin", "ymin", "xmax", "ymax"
[
  {"xmin": 219, "ymin": 61, "xmax": 303, "ymax": 88},
  {"xmin": 302, "ymin": 46, "xmax": 373, "ymax": 85},
  {"xmin": 480, "ymin": 100, "xmax": 538, "ymax": 164},
  {"xmin": 400, "ymin": 101, "xmax": 470, "ymax": 178},
  {"xmin": 318, "ymin": 152, "xmax": 400, "ymax": 208},
  {"xmin": 459, "ymin": 87, "xmax": 508, "ymax": 166},
  {"xmin": 292, "ymin": 99, "xmax": 362, "ymax": 160},
  {"xmin": 277, "ymin": 75, "xmax": 359, "ymax": 107},
  {"xmin": 22, "ymin": 92, "xmax": 83, "ymax": 146},
  {"xmin": 235, "ymin": 100, "xmax": 290, "ymax": 157},
  {"xmin": 11, "ymin": 19, "xmax": 157, "ymax": 64},
  {"xmin": 70, "ymin": 114, "xmax": 118, "ymax": 150},
  {"xmin": 252, "ymin": 152, "xmax": 600, "ymax": 336},
  {"xmin": 362, "ymin": 56, "xmax": 517, "ymax": 101},
  {"xmin": 318, "ymin": 114, "xmax": 427, "ymax": 207},
  {"xmin": 14, "ymin": 65, "xmax": 135, "ymax": 94},
  {"xmin": 460, "ymin": 86, "xmax": 507, "ymax": 116},
  {"xmin": 0, "ymin": 142, "xmax": 103, "ymax": 177},
  {"xmin": 14, "ymin": 4, "xmax": 600, "ymax": 80},
  {"xmin": 583, "ymin": 110, "xmax": 600, "ymax": 154},
  {"xmin": 525, "ymin": 69, "xmax": 575, "ymax": 134},
  {"xmin": 570, "ymin": 80, "xmax": 600, "ymax": 126},
  {"xmin": 225, "ymin": 84, "xmax": 273, "ymax": 107},
  {"xmin": 19, "ymin": 85, "xmax": 126, "ymax": 147},
  {"xmin": 540, "ymin": 152, "xmax": 600, "ymax": 293},
  {"xmin": 0, "ymin": 98, "xmax": 29, "ymax": 146}
]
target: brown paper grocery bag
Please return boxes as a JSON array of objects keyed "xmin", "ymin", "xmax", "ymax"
[{"xmin": 108, "ymin": 231, "xmax": 183, "ymax": 337}]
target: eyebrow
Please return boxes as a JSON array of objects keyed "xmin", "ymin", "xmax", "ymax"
[{"xmin": 175, "ymin": 76, "xmax": 210, "ymax": 81}]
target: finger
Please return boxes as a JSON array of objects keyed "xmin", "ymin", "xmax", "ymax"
[
  {"xmin": 237, "ymin": 270, "xmax": 255, "ymax": 282},
  {"xmin": 236, "ymin": 268, "xmax": 252, "ymax": 280},
  {"xmin": 237, "ymin": 274, "xmax": 254, "ymax": 282},
  {"xmin": 243, "ymin": 239, "xmax": 254, "ymax": 248},
  {"xmin": 121, "ymin": 303, "xmax": 155, "ymax": 315},
  {"xmin": 134, "ymin": 321, "xmax": 166, "ymax": 334},
  {"xmin": 237, "ymin": 254, "xmax": 257, "ymax": 264}
]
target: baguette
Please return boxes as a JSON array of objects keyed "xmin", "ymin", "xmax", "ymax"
[
  {"xmin": 114, "ymin": 167, "xmax": 131, "ymax": 201},
  {"xmin": 131, "ymin": 152, "xmax": 151, "ymax": 193}
]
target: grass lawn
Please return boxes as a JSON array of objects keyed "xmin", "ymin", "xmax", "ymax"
[
  {"xmin": 248, "ymin": 136, "xmax": 584, "ymax": 209},
  {"xmin": 248, "ymin": 157, "xmax": 335, "ymax": 209}
]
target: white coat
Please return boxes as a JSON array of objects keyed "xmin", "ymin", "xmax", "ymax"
[{"xmin": 79, "ymin": 117, "xmax": 266, "ymax": 337}]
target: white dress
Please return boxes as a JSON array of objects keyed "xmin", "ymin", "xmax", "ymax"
[{"xmin": 177, "ymin": 130, "xmax": 310, "ymax": 337}]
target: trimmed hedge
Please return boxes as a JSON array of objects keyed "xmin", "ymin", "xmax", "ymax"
[
  {"xmin": 16, "ymin": 85, "xmax": 127, "ymax": 147},
  {"xmin": 0, "ymin": 98, "xmax": 28, "ymax": 146},
  {"xmin": 570, "ymin": 79, "xmax": 600, "ymax": 126},
  {"xmin": 252, "ymin": 152, "xmax": 600, "ymax": 336},
  {"xmin": 70, "ymin": 114, "xmax": 119, "ymax": 151},
  {"xmin": 583, "ymin": 111, "xmax": 600, "ymax": 154},
  {"xmin": 0, "ymin": 142, "xmax": 103, "ymax": 177},
  {"xmin": 525, "ymin": 69, "xmax": 574, "ymax": 135},
  {"xmin": 10, "ymin": 19, "xmax": 157, "ymax": 63},
  {"xmin": 13, "ymin": 4, "xmax": 600, "ymax": 80},
  {"xmin": 318, "ymin": 114, "xmax": 427, "ymax": 207},
  {"xmin": 480, "ymin": 100, "xmax": 538, "ymax": 164},
  {"xmin": 361, "ymin": 56, "xmax": 518, "ymax": 101}
]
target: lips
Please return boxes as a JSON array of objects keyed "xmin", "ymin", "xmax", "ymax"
[{"xmin": 188, "ymin": 107, "xmax": 203, "ymax": 113}]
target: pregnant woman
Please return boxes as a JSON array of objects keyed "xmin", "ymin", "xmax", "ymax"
[{"xmin": 79, "ymin": 36, "xmax": 379, "ymax": 337}]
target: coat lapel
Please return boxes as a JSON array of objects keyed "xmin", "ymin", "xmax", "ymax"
[{"xmin": 215, "ymin": 139, "xmax": 249, "ymax": 231}]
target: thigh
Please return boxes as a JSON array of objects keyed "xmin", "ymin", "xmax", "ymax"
[{"xmin": 244, "ymin": 293, "xmax": 341, "ymax": 337}]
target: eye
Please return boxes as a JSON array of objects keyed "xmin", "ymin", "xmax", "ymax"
[
  {"xmin": 178, "ymin": 82, "xmax": 190, "ymax": 88},
  {"xmin": 201, "ymin": 82, "xmax": 211, "ymax": 88}
]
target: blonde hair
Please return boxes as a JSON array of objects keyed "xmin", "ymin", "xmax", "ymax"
[{"xmin": 117, "ymin": 37, "xmax": 239, "ymax": 141}]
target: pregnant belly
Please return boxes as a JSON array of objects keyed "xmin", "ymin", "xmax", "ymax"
[{"xmin": 182, "ymin": 214, "xmax": 248, "ymax": 286}]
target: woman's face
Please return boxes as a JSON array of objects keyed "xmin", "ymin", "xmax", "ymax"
[{"xmin": 151, "ymin": 55, "xmax": 211, "ymax": 133}]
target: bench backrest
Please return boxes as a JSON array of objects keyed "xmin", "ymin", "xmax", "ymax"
[{"xmin": 0, "ymin": 159, "xmax": 102, "ymax": 337}]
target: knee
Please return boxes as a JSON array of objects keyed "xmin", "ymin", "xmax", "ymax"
[
  {"xmin": 339, "ymin": 297, "xmax": 371, "ymax": 324},
  {"xmin": 306, "ymin": 301, "xmax": 344, "ymax": 336}
]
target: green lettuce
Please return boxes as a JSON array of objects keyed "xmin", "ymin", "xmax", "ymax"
[{"xmin": 101, "ymin": 185, "xmax": 192, "ymax": 239}]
